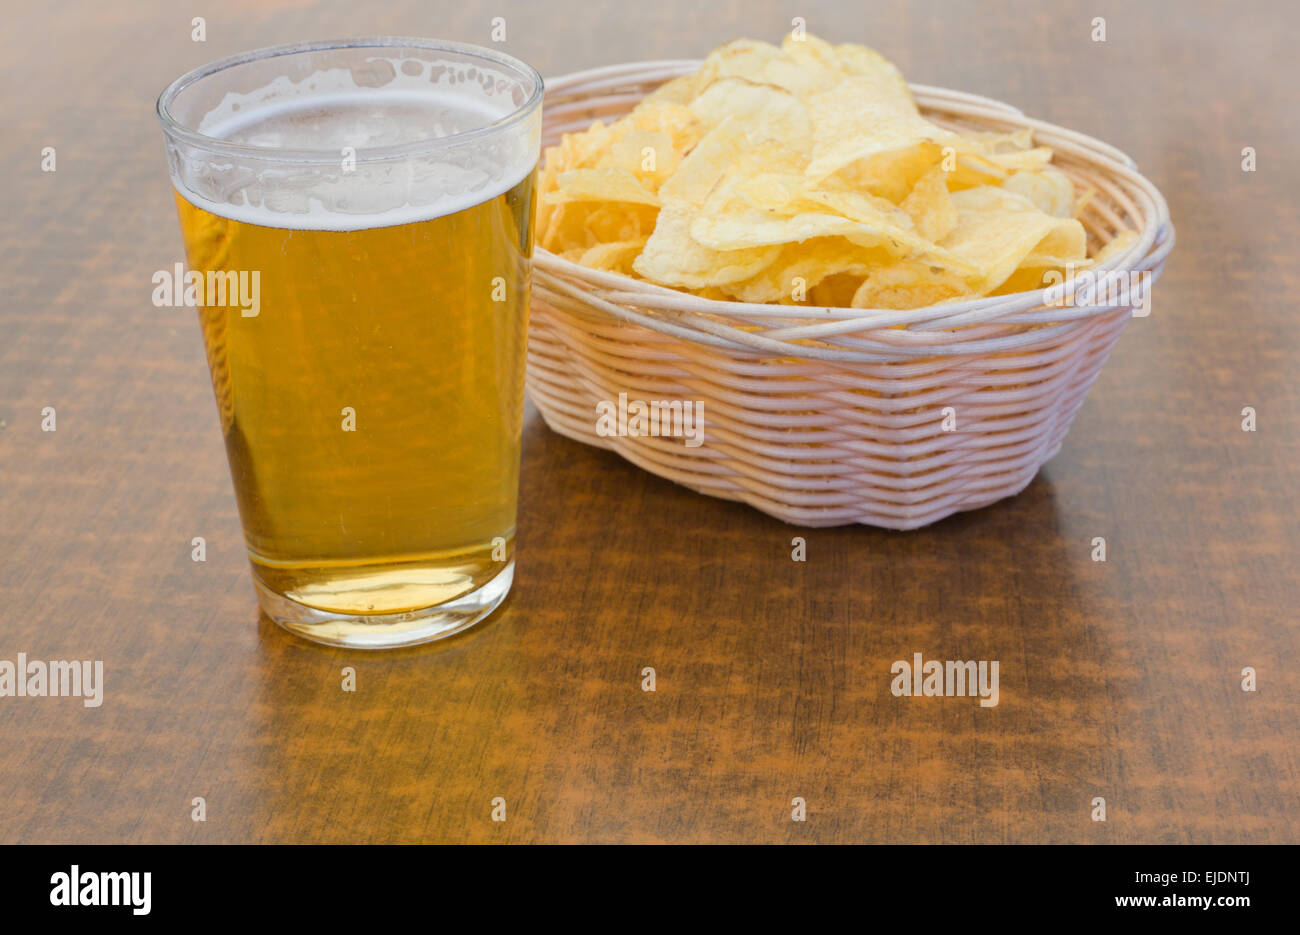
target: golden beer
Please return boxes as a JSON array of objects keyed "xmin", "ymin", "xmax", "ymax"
[
  {"xmin": 176, "ymin": 177, "xmax": 533, "ymax": 612},
  {"xmin": 158, "ymin": 40, "xmax": 542, "ymax": 646}
]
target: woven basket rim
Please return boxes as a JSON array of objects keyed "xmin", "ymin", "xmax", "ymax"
[{"xmin": 534, "ymin": 59, "xmax": 1175, "ymax": 346}]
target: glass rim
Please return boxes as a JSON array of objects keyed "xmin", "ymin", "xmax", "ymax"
[{"xmin": 156, "ymin": 36, "xmax": 545, "ymax": 165}]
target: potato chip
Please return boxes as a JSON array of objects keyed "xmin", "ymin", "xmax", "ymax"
[
  {"xmin": 686, "ymin": 135, "xmax": 806, "ymax": 204},
  {"xmin": 989, "ymin": 147, "xmax": 1054, "ymax": 172},
  {"xmin": 960, "ymin": 128, "xmax": 1036, "ymax": 153},
  {"xmin": 537, "ymin": 30, "xmax": 1128, "ymax": 311},
  {"xmin": 722, "ymin": 238, "xmax": 890, "ymax": 303},
  {"xmin": 618, "ymin": 102, "xmax": 705, "ymax": 155},
  {"xmin": 555, "ymin": 119, "xmax": 619, "ymax": 169},
  {"xmin": 581, "ymin": 203, "xmax": 659, "ymax": 245},
  {"xmin": 638, "ymin": 72, "xmax": 701, "ymax": 108},
  {"xmin": 852, "ymin": 262, "xmax": 972, "ymax": 310},
  {"xmin": 831, "ymin": 42, "xmax": 911, "ymax": 94},
  {"xmin": 946, "ymin": 152, "xmax": 1011, "ymax": 190},
  {"xmin": 688, "ymin": 79, "xmax": 811, "ymax": 143},
  {"xmin": 803, "ymin": 76, "xmax": 959, "ymax": 184},
  {"xmin": 600, "ymin": 131, "xmax": 681, "ymax": 188},
  {"xmin": 1001, "ymin": 168, "xmax": 1076, "ymax": 218},
  {"xmin": 809, "ymin": 272, "xmax": 867, "ymax": 308},
  {"xmin": 779, "ymin": 33, "xmax": 844, "ymax": 92},
  {"xmin": 633, "ymin": 201, "xmax": 782, "ymax": 288},
  {"xmin": 541, "ymin": 202, "xmax": 577, "ymax": 253},
  {"xmin": 578, "ymin": 240, "xmax": 647, "ymax": 275},
  {"xmin": 547, "ymin": 168, "xmax": 661, "ymax": 207},
  {"xmin": 793, "ymin": 186, "xmax": 919, "ymax": 228},
  {"xmin": 657, "ymin": 116, "xmax": 759, "ymax": 205},
  {"xmin": 1025, "ymin": 215, "xmax": 1087, "ymax": 263},
  {"xmin": 696, "ymin": 38, "xmax": 824, "ymax": 97},
  {"xmin": 1023, "ymin": 254, "xmax": 1090, "ymax": 293},
  {"xmin": 1090, "ymin": 229, "xmax": 1139, "ymax": 265},
  {"xmin": 822, "ymin": 141, "xmax": 945, "ymax": 203},
  {"xmin": 689, "ymin": 140, "xmax": 957, "ymax": 263},
  {"xmin": 901, "ymin": 165, "xmax": 957, "ymax": 241},
  {"xmin": 692, "ymin": 183, "xmax": 911, "ymax": 253},
  {"xmin": 938, "ymin": 187, "xmax": 1082, "ymax": 293}
]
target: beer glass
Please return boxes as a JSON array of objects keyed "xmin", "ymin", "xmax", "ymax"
[{"xmin": 156, "ymin": 40, "xmax": 542, "ymax": 648}]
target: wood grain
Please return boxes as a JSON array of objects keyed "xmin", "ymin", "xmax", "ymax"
[{"xmin": 0, "ymin": 0, "xmax": 1296, "ymax": 844}]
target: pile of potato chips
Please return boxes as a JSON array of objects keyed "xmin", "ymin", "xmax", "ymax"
[{"xmin": 537, "ymin": 33, "xmax": 1134, "ymax": 310}]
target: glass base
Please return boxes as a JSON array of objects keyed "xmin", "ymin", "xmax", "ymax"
[{"xmin": 255, "ymin": 560, "xmax": 513, "ymax": 649}]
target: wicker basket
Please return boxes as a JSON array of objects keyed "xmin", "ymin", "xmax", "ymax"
[{"xmin": 527, "ymin": 61, "xmax": 1174, "ymax": 529}]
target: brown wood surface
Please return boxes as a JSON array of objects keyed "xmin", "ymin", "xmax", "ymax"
[{"xmin": 1, "ymin": 0, "xmax": 1297, "ymax": 844}]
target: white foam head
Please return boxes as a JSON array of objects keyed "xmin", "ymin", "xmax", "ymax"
[{"xmin": 160, "ymin": 42, "xmax": 542, "ymax": 230}]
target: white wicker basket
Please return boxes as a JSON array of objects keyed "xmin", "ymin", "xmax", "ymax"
[{"xmin": 528, "ymin": 61, "xmax": 1174, "ymax": 529}]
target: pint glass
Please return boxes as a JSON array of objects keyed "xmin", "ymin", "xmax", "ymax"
[{"xmin": 156, "ymin": 40, "xmax": 543, "ymax": 648}]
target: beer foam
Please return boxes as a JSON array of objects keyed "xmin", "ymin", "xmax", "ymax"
[{"xmin": 168, "ymin": 59, "xmax": 539, "ymax": 231}]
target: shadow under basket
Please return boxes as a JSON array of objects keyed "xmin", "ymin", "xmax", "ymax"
[{"xmin": 527, "ymin": 60, "xmax": 1175, "ymax": 529}]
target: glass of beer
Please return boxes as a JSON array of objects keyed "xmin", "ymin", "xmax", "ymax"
[{"xmin": 156, "ymin": 39, "xmax": 542, "ymax": 648}]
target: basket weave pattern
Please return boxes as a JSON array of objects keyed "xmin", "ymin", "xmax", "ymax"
[{"xmin": 528, "ymin": 62, "xmax": 1174, "ymax": 529}]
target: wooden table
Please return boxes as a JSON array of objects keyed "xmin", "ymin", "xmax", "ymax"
[{"xmin": 1, "ymin": 0, "xmax": 1296, "ymax": 844}]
